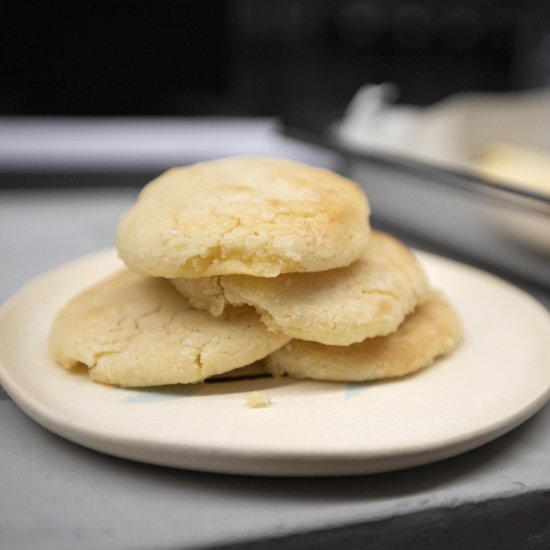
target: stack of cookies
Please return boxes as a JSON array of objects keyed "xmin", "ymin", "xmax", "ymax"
[{"xmin": 48, "ymin": 158, "xmax": 462, "ymax": 387}]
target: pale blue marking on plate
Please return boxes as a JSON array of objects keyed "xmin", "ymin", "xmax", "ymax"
[
  {"xmin": 345, "ymin": 382, "xmax": 370, "ymax": 399},
  {"xmin": 123, "ymin": 386, "xmax": 198, "ymax": 403}
]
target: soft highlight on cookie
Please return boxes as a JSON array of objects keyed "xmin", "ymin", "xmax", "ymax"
[
  {"xmin": 172, "ymin": 232, "xmax": 430, "ymax": 345},
  {"xmin": 48, "ymin": 270, "xmax": 290, "ymax": 387},
  {"xmin": 116, "ymin": 157, "xmax": 370, "ymax": 278},
  {"xmin": 265, "ymin": 291, "xmax": 462, "ymax": 382}
]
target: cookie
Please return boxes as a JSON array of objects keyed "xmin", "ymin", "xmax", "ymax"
[
  {"xmin": 265, "ymin": 291, "xmax": 462, "ymax": 381},
  {"xmin": 172, "ymin": 232, "xmax": 430, "ymax": 345},
  {"xmin": 48, "ymin": 270, "xmax": 290, "ymax": 387},
  {"xmin": 116, "ymin": 157, "xmax": 370, "ymax": 278}
]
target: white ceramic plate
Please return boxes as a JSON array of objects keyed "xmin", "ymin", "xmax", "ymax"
[{"xmin": 1, "ymin": 249, "xmax": 550, "ymax": 476}]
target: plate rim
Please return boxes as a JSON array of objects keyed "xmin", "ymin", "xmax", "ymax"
[{"xmin": 1, "ymin": 248, "xmax": 550, "ymax": 476}]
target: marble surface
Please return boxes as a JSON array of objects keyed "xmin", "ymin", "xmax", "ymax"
[{"xmin": 0, "ymin": 398, "xmax": 549, "ymax": 550}]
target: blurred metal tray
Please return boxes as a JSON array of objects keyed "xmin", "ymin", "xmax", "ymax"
[{"xmin": 281, "ymin": 116, "xmax": 550, "ymax": 289}]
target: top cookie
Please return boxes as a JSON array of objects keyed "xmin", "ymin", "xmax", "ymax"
[{"xmin": 116, "ymin": 157, "xmax": 370, "ymax": 278}]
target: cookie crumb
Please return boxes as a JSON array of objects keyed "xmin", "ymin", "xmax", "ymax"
[{"xmin": 245, "ymin": 391, "xmax": 271, "ymax": 408}]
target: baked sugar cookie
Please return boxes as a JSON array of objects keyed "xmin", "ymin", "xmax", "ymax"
[
  {"xmin": 265, "ymin": 291, "xmax": 462, "ymax": 381},
  {"xmin": 172, "ymin": 232, "xmax": 429, "ymax": 345},
  {"xmin": 48, "ymin": 270, "xmax": 290, "ymax": 387},
  {"xmin": 116, "ymin": 157, "xmax": 370, "ymax": 278}
]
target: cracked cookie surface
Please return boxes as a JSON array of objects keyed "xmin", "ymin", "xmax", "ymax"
[
  {"xmin": 48, "ymin": 270, "xmax": 290, "ymax": 387},
  {"xmin": 116, "ymin": 157, "xmax": 370, "ymax": 278},
  {"xmin": 265, "ymin": 291, "xmax": 462, "ymax": 381},
  {"xmin": 172, "ymin": 232, "xmax": 430, "ymax": 345}
]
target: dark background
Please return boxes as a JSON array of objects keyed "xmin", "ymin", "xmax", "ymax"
[{"xmin": 2, "ymin": 0, "xmax": 549, "ymax": 119}]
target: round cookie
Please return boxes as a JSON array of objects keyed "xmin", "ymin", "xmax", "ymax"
[
  {"xmin": 48, "ymin": 270, "xmax": 290, "ymax": 387},
  {"xmin": 172, "ymin": 232, "xmax": 430, "ymax": 346},
  {"xmin": 116, "ymin": 157, "xmax": 370, "ymax": 278},
  {"xmin": 265, "ymin": 291, "xmax": 462, "ymax": 382}
]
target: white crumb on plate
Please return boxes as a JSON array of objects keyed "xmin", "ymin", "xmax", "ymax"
[{"xmin": 245, "ymin": 391, "xmax": 271, "ymax": 409}]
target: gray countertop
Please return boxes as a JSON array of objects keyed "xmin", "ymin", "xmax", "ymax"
[{"xmin": 1, "ymin": 187, "xmax": 549, "ymax": 550}]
